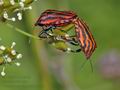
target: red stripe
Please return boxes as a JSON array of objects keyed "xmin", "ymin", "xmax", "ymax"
[{"xmin": 73, "ymin": 18, "xmax": 96, "ymax": 59}]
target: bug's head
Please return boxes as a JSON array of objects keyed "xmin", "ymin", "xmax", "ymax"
[
  {"xmin": 34, "ymin": 21, "xmax": 44, "ymax": 27},
  {"xmin": 34, "ymin": 22, "xmax": 38, "ymax": 26}
]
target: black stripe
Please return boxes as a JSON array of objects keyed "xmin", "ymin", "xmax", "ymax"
[
  {"xmin": 77, "ymin": 19, "xmax": 87, "ymax": 49},
  {"xmin": 79, "ymin": 19, "xmax": 94, "ymax": 55},
  {"xmin": 86, "ymin": 40, "xmax": 90, "ymax": 56}
]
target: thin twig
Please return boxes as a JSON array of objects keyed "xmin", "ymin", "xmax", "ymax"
[{"xmin": 5, "ymin": 23, "xmax": 40, "ymax": 40}]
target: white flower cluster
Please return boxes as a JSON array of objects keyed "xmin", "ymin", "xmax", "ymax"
[
  {"xmin": 0, "ymin": 42, "xmax": 23, "ymax": 76},
  {"xmin": 0, "ymin": 0, "xmax": 37, "ymax": 21},
  {"xmin": 0, "ymin": 0, "xmax": 4, "ymax": 5}
]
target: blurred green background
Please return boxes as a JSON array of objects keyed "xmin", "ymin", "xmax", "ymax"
[{"xmin": 0, "ymin": 0, "xmax": 120, "ymax": 90}]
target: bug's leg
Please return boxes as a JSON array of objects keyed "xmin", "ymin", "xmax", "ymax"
[
  {"xmin": 68, "ymin": 41, "xmax": 79, "ymax": 46},
  {"xmin": 39, "ymin": 30, "xmax": 51, "ymax": 38},
  {"xmin": 61, "ymin": 35, "xmax": 79, "ymax": 46},
  {"xmin": 67, "ymin": 36, "xmax": 79, "ymax": 46},
  {"xmin": 69, "ymin": 37, "xmax": 79, "ymax": 46},
  {"xmin": 53, "ymin": 25, "xmax": 79, "ymax": 46},
  {"xmin": 71, "ymin": 48, "xmax": 81, "ymax": 53},
  {"xmin": 48, "ymin": 36, "xmax": 81, "ymax": 53},
  {"xmin": 63, "ymin": 48, "xmax": 81, "ymax": 53},
  {"xmin": 45, "ymin": 26, "xmax": 56, "ymax": 35},
  {"xmin": 39, "ymin": 26, "xmax": 56, "ymax": 38},
  {"xmin": 64, "ymin": 37, "xmax": 79, "ymax": 46},
  {"xmin": 50, "ymin": 28, "xmax": 54, "ymax": 33}
]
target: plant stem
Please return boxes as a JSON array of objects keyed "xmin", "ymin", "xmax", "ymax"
[{"xmin": 5, "ymin": 23, "xmax": 40, "ymax": 40}]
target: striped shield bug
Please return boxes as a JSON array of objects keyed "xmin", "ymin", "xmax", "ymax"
[
  {"xmin": 73, "ymin": 18, "xmax": 97, "ymax": 59},
  {"xmin": 35, "ymin": 9, "xmax": 97, "ymax": 59}
]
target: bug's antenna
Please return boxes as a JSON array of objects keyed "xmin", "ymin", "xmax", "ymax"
[
  {"xmin": 89, "ymin": 59, "xmax": 94, "ymax": 72},
  {"xmin": 79, "ymin": 60, "xmax": 88, "ymax": 72},
  {"xmin": 79, "ymin": 59, "xmax": 94, "ymax": 72}
]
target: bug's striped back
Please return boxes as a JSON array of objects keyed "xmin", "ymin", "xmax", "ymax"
[
  {"xmin": 73, "ymin": 18, "xmax": 97, "ymax": 59},
  {"xmin": 35, "ymin": 10, "xmax": 77, "ymax": 27}
]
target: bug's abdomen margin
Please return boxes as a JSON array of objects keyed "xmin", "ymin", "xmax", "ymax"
[{"xmin": 73, "ymin": 18, "xmax": 97, "ymax": 59}]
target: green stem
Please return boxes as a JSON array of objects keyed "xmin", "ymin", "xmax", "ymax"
[
  {"xmin": 5, "ymin": 23, "xmax": 40, "ymax": 40},
  {"xmin": 3, "ymin": 23, "xmax": 74, "ymax": 40}
]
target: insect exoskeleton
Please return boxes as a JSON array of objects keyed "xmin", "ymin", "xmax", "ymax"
[
  {"xmin": 35, "ymin": 9, "xmax": 97, "ymax": 59},
  {"xmin": 35, "ymin": 9, "xmax": 77, "ymax": 27}
]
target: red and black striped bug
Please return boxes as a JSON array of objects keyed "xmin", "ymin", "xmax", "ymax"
[
  {"xmin": 35, "ymin": 10, "xmax": 77, "ymax": 38},
  {"xmin": 73, "ymin": 18, "xmax": 97, "ymax": 59},
  {"xmin": 35, "ymin": 9, "xmax": 97, "ymax": 59},
  {"xmin": 35, "ymin": 9, "xmax": 77, "ymax": 27}
]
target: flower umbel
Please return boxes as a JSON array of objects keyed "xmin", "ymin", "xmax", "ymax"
[
  {"xmin": 0, "ymin": 42, "xmax": 22, "ymax": 76},
  {"xmin": 0, "ymin": 0, "xmax": 37, "ymax": 22}
]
